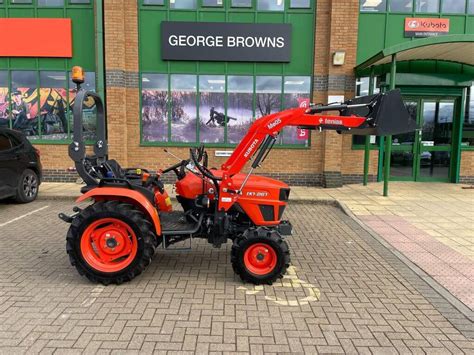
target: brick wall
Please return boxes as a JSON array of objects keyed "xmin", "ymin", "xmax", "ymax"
[{"xmin": 36, "ymin": 0, "xmax": 381, "ymax": 187}]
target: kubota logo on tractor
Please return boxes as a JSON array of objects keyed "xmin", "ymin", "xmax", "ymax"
[{"xmin": 244, "ymin": 139, "xmax": 259, "ymax": 158}]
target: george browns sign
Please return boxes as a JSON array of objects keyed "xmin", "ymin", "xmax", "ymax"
[{"xmin": 404, "ymin": 18, "xmax": 450, "ymax": 38}]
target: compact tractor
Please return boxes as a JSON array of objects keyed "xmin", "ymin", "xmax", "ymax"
[{"xmin": 60, "ymin": 67, "xmax": 416, "ymax": 285}]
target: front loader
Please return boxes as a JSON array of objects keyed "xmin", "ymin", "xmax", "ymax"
[{"xmin": 60, "ymin": 66, "xmax": 416, "ymax": 285}]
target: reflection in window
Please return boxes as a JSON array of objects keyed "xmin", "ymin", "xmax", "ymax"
[
  {"xmin": 142, "ymin": 74, "xmax": 168, "ymax": 143},
  {"xmin": 70, "ymin": 0, "xmax": 90, "ymax": 3},
  {"xmin": 203, "ymin": 0, "xmax": 223, "ymax": 6},
  {"xmin": 227, "ymin": 76, "xmax": 254, "ymax": 144},
  {"xmin": 11, "ymin": 0, "xmax": 32, "ymax": 3},
  {"xmin": 415, "ymin": 0, "xmax": 439, "ymax": 13},
  {"xmin": 360, "ymin": 0, "xmax": 387, "ymax": 12},
  {"xmin": 199, "ymin": 75, "xmax": 225, "ymax": 143},
  {"xmin": 38, "ymin": 0, "xmax": 64, "ymax": 6},
  {"xmin": 40, "ymin": 72, "xmax": 67, "ymax": 139},
  {"xmin": 169, "ymin": 0, "xmax": 196, "ymax": 9},
  {"xmin": 355, "ymin": 77, "xmax": 380, "ymax": 97},
  {"xmin": 282, "ymin": 76, "xmax": 311, "ymax": 145},
  {"xmin": 0, "ymin": 71, "xmax": 9, "ymax": 128},
  {"xmin": 389, "ymin": 0, "xmax": 413, "ymax": 12},
  {"xmin": 170, "ymin": 75, "xmax": 196, "ymax": 143},
  {"xmin": 442, "ymin": 0, "xmax": 466, "ymax": 13},
  {"xmin": 143, "ymin": 0, "xmax": 164, "ymax": 4},
  {"xmin": 256, "ymin": 76, "xmax": 282, "ymax": 118},
  {"xmin": 11, "ymin": 71, "xmax": 38, "ymax": 138},
  {"xmin": 258, "ymin": 0, "xmax": 284, "ymax": 11},
  {"xmin": 69, "ymin": 71, "xmax": 96, "ymax": 140},
  {"xmin": 469, "ymin": 0, "xmax": 474, "ymax": 13},
  {"xmin": 232, "ymin": 0, "xmax": 251, "ymax": 6},
  {"xmin": 290, "ymin": 0, "xmax": 310, "ymax": 8},
  {"xmin": 462, "ymin": 86, "xmax": 474, "ymax": 147}
]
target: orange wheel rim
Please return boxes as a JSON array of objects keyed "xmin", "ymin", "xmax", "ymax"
[
  {"xmin": 80, "ymin": 218, "xmax": 138, "ymax": 273},
  {"xmin": 243, "ymin": 243, "xmax": 277, "ymax": 276}
]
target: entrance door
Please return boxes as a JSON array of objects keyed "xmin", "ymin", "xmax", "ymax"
[
  {"xmin": 417, "ymin": 100, "xmax": 454, "ymax": 181},
  {"xmin": 389, "ymin": 97, "xmax": 456, "ymax": 182}
]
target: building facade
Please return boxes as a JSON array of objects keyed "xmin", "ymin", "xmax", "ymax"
[{"xmin": 0, "ymin": 0, "xmax": 473, "ymax": 186}]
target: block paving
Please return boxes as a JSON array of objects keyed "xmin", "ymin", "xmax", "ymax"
[{"xmin": 0, "ymin": 200, "xmax": 472, "ymax": 353}]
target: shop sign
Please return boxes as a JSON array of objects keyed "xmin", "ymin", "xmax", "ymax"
[
  {"xmin": 161, "ymin": 21, "xmax": 291, "ymax": 62},
  {"xmin": 0, "ymin": 18, "xmax": 72, "ymax": 57},
  {"xmin": 404, "ymin": 18, "xmax": 450, "ymax": 38}
]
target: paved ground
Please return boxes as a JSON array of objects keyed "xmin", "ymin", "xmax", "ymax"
[
  {"xmin": 0, "ymin": 200, "xmax": 473, "ymax": 353},
  {"xmin": 39, "ymin": 181, "xmax": 474, "ymax": 312}
]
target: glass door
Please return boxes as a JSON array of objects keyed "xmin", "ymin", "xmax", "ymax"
[
  {"xmin": 416, "ymin": 100, "xmax": 454, "ymax": 182},
  {"xmin": 390, "ymin": 99, "xmax": 419, "ymax": 180}
]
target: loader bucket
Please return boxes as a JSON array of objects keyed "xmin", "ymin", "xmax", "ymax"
[{"xmin": 343, "ymin": 89, "xmax": 417, "ymax": 136}]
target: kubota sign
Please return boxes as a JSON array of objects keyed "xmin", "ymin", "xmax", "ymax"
[{"xmin": 404, "ymin": 18, "xmax": 450, "ymax": 38}]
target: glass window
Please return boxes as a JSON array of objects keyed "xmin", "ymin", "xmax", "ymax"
[
  {"xmin": 415, "ymin": 0, "xmax": 439, "ymax": 13},
  {"xmin": 70, "ymin": 0, "xmax": 90, "ymax": 3},
  {"xmin": 0, "ymin": 134, "xmax": 12, "ymax": 151},
  {"xmin": 256, "ymin": 76, "xmax": 282, "ymax": 119},
  {"xmin": 462, "ymin": 86, "xmax": 474, "ymax": 147},
  {"xmin": 227, "ymin": 76, "xmax": 254, "ymax": 144},
  {"xmin": 203, "ymin": 0, "xmax": 223, "ymax": 6},
  {"xmin": 40, "ymin": 72, "xmax": 67, "ymax": 139},
  {"xmin": 0, "ymin": 71, "xmax": 9, "ymax": 128},
  {"xmin": 282, "ymin": 76, "xmax": 310, "ymax": 145},
  {"xmin": 258, "ymin": 0, "xmax": 285, "ymax": 11},
  {"xmin": 469, "ymin": 0, "xmax": 474, "ymax": 13},
  {"xmin": 11, "ymin": 71, "xmax": 38, "ymax": 138},
  {"xmin": 69, "ymin": 71, "xmax": 96, "ymax": 140},
  {"xmin": 142, "ymin": 74, "xmax": 168, "ymax": 143},
  {"xmin": 442, "ymin": 0, "xmax": 466, "ymax": 13},
  {"xmin": 170, "ymin": 74, "xmax": 196, "ymax": 143},
  {"xmin": 360, "ymin": 0, "xmax": 387, "ymax": 12},
  {"xmin": 11, "ymin": 0, "xmax": 32, "ymax": 4},
  {"xmin": 143, "ymin": 0, "xmax": 164, "ymax": 4},
  {"xmin": 232, "ymin": 0, "xmax": 251, "ymax": 6},
  {"xmin": 199, "ymin": 75, "xmax": 225, "ymax": 143},
  {"xmin": 38, "ymin": 0, "xmax": 64, "ymax": 6},
  {"xmin": 169, "ymin": 0, "xmax": 196, "ymax": 9},
  {"xmin": 290, "ymin": 0, "xmax": 310, "ymax": 8},
  {"xmin": 389, "ymin": 0, "xmax": 413, "ymax": 12}
]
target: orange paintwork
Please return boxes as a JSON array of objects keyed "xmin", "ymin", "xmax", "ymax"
[
  {"xmin": 0, "ymin": 18, "xmax": 72, "ymax": 58},
  {"xmin": 77, "ymin": 187, "xmax": 162, "ymax": 235}
]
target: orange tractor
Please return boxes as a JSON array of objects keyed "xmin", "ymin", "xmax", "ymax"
[{"xmin": 60, "ymin": 67, "xmax": 416, "ymax": 285}]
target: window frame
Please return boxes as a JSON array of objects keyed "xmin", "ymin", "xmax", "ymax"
[{"xmin": 139, "ymin": 73, "xmax": 312, "ymax": 149}]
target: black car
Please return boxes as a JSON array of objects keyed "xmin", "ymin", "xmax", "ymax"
[{"xmin": 0, "ymin": 128, "xmax": 42, "ymax": 203}]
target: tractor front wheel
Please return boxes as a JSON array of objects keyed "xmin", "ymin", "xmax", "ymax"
[
  {"xmin": 66, "ymin": 201, "xmax": 157, "ymax": 285},
  {"xmin": 231, "ymin": 228, "xmax": 290, "ymax": 285}
]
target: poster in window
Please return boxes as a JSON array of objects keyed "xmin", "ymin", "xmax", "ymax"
[
  {"xmin": 199, "ymin": 75, "xmax": 225, "ymax": 143},
  {"xmin": 256, "ymin": 76, "xmax": 282, "ymax": 119},
  {"xmin": 282, "ymin": 76, "xmax": 310, "ymax": 145},
  {"xmin": 0, "ymin": 71, "xmax": 8, "ymax": 128},
  {"xmin": 40, "ymin": 71, "xmax": 68, "ymax": 139},
  {"xmin": 142, "ymin": 74, "xmax": 168, "ymax": 142},
  {"xmin": 170, "ymin": 74, "xmax": 197, "ymax": 143},
  {"xmin": 227, "ymin": 76, "xmax": 254, "ymax": 144},
  {"xmin": 69, "ymin": 71, "xmax": 97, "ymax": 140},
  {"xmin": 11, "ymin": 71, "xmax": 39, "ymax": 138}
]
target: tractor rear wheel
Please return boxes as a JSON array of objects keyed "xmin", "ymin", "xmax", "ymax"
[
  {"xmin": 66, "ymin": 201, "xmax": 157, "ymax": 285},
  {"xmin": 231, "ymin": 227, "xmax": 290, "ymax": 285}
]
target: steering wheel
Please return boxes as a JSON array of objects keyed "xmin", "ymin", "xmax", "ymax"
[{"xmin": 161, "ymin": 159, "xmax": 189, "ymax": 179}]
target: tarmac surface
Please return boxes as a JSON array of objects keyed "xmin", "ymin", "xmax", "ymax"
[{"xmin": 0, "ymin": 199, "xmax": 472, "ymax": 353}]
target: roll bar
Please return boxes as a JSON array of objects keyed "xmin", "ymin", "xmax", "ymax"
[{"xmin": 68, "ymin": 88, "xmax": 107, "ymax": 186}]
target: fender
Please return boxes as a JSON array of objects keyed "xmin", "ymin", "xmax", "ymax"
[{"xmin": 76, "ymin": 187, "xmax": 161, "ymax": 235}]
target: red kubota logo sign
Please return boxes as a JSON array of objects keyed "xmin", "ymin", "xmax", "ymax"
[{"xmin": 404, "ymin": 18, "xmax": 449, "ymax": 38}]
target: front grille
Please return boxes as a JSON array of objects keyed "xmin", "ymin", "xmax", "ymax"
[
  {"xmin": 279, "ymin": 188, "xmax": 291, "ymax": 201},
  {"xmin": 259, "ymin": 204, "xmax": 275, "ymax": 221}
]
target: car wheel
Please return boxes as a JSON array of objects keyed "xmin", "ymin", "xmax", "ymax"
[{"xmin": 15, "ymin": 169, "xmax": 39, "ymax": 203}]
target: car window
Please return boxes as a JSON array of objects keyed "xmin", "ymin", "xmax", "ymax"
[{"xmin": 0, "ymin": 134, "xmax": 12, "ymax": 152}]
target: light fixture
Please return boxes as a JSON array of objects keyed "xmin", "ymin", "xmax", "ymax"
[
  {"xmin": 208, "ymin": 79, "xmax": 225, "ymax": 84},
  {"xmin": 48, "ymin": 75, "xmax": 66, "ymax": 81},
  {"xmin": 142, "ymin": 77, "xmax": 150, "ymax": 82},
  {"xmin": 284, "ymin": 80, "xmax": 305, "ymax": 85},
  {"xmin": 333, "ymin": 51, "xmax": 346, "ymax": 66}
]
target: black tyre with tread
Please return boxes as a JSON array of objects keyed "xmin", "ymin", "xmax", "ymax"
[
  {"xmin": 66, "ymin": 200, "xmax": 157, "ymax": 285},
  {"xmin": 231, "ymin": 227, "xmax": 290, "ymax": 285},
  {"xmin": 15, "ymin": 168, "xmax": 39, "ymax": 203}
]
